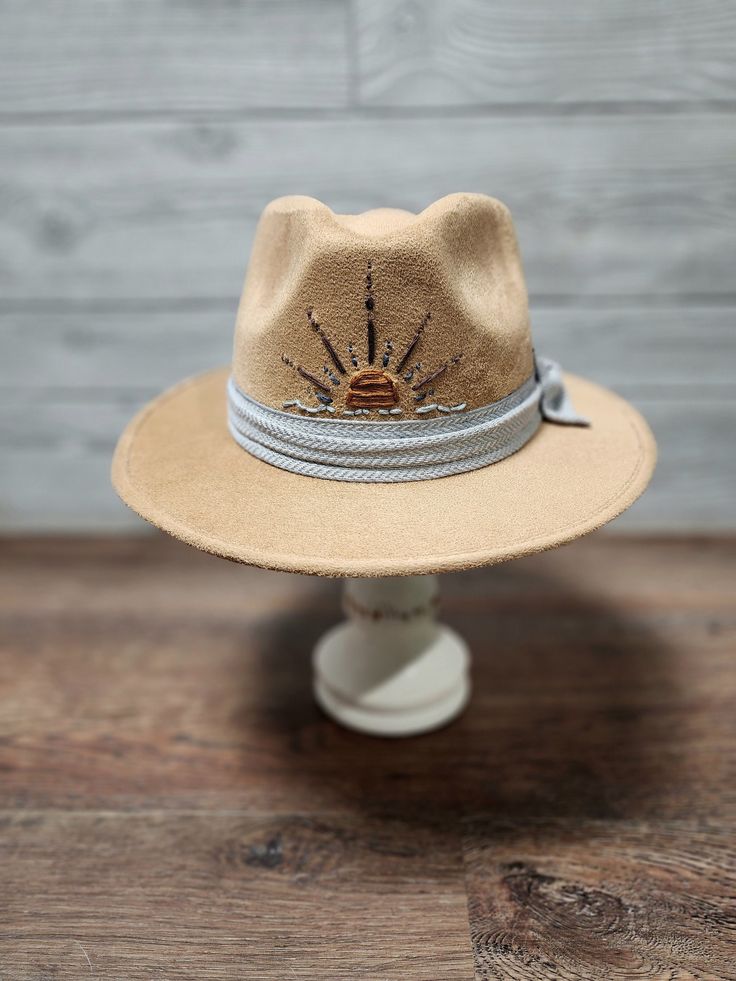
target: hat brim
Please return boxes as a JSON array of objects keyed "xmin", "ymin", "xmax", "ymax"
[{"xmin": 112, "ymin": 367, "xmax": 655, "ymax": 577}]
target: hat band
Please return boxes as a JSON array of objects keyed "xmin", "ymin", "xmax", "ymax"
[{"xmin": 227, "ymin": 357, "xmax": 588, "ymax": 483}]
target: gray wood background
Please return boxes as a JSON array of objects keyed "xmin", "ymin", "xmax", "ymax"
[{"xmin": 1, "ymin": 0, "xmax": 734, "ymax": 532}]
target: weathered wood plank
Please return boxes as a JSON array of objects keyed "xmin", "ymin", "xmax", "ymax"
[
  {"xmin": 1, "ymin": 536, "xmax": 734, "ymax": 818},
  {"xmin": 2, "ymin": 306, "xmax": 734, "ymax": 394},
  {"xmin": 0, "ymin": 812, "xmax": 473, "ymax": 981},
  {"xmin": 1, "ymin": 395, "xmax": 733, "ymax": 531},
  {"xmin": 355, "ymin": 0, "xmax": 736, "ymax": 107},
  {"xmin": 1, "ymin": 115, "xmax": 734, "ymax": 301},
  {"xmin": 623, "ymin": 398, "xmax": 736, "ymax": 530},
  {"xmin": 5, "ymin": 0, "xmax": 736, "ymax": 116},
  {"xmin": 0, "ymin": 308, "xmax": 234, "ymax": 393},
  {"xmin": 1, "ymin": 0, "xmax": 349, "ymax": 114},
  {"xmin": 463, "ymin": 819, "xmax": 736, "ymax": 979},
  {"xmin": 1, "ymin": 535, "xmax": 734, "ymax": 976},
  {"xmin": 0, "ymin": 397, "xmax": 141, "ymax": 531}
]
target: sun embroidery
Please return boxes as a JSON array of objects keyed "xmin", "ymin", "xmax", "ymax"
[{"xmin": 281, "ymin": 260, "xmax": 465, "ymax": 417}]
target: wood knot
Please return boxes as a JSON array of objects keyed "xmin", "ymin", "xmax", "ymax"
[
  {"xmin": 502, "ymin": 861, "xmax": 630, "ymax": 935},
  {"xmin": 245, "ymin": 834, "xmax": 283, "ymax": 869}
]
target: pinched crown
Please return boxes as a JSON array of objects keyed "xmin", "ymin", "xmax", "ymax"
[{"xmin": 232, "ymin": 193, "xmax": 534, "ymax": 418}]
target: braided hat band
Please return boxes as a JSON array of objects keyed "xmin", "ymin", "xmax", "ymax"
[{"xmin": 227, "ymin": 356, "xmax": 589, "ymax": 483}]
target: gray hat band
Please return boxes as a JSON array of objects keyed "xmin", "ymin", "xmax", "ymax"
[{"xmin": 227, "ymin": 356, "xmax": 589, "ymax": 483}]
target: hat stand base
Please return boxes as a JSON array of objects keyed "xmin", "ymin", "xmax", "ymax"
[{"xmin": 312, "ymin": 575, "xmax": 470, "ymax": 737}]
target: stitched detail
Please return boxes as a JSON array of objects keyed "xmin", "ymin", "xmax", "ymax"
[
  {"xmin": 283, "ymin": 399, "xmax": 335, "ymax": 414},
  {"xmin": 346, "ymin": 368, "xmax": 398, "ymax": 410},
  {"xmin": 306, "ymin": 308, "xmax": 345, "ymax": 375},
  {"xmin": 416, "ymin": 402, "xmax": 466, "ymax": 415},
  {"xmin": 395, "ymin": 312, "xmax": 431, "ymax": 374},
  {"xmin": 281, "ymin": 263, "xmax": 466, "ymax": 415},
  {"xmin": 366, "ymin": 260, "xmax": 376, "ymax": 364},
  {"xmin": 281, "ymin": 355, "xmax": 332, "ymax": 395},
  {"xmin": 412, "ymin": 355, "xmax": 462, "ymax": 392}
]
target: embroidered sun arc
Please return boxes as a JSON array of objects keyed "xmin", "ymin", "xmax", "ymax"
[{"xmin": 281, "ymin": 261, "xmax": 465, "ymax": 417}]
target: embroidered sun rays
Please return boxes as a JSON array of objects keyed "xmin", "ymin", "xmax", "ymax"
[{"xmin": 281, "ymin": 260, "xmax": 465, "ymax": 417}]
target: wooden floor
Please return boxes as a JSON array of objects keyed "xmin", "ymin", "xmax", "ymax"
[{"xmin": 0, "ymin": 534, "xmax": 734, "ymax": 980}]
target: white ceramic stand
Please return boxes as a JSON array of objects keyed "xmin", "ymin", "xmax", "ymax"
[{"xmin": 312, "ymin": 575, "xmax": 470, "ymax": 737}]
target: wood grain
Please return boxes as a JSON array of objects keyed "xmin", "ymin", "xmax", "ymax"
[
  {"xmin": 1, "ymin": 114, "xmax": 733, "ymax": 302},
  {"xmin": 463, "ymin": 820, "xmax": 736, "ymax": 980},
  {"xmin": 355, "ymin": 0, "xmax": 736, "ymax": 107},
  {"xmin": 6, "ymin": 0, "xmax": 735, "ymax": 115},
  {"xmin": 0, "ymin": 0, "xmax": 349, "ymax": 115},
  {"xmin": 0, "ymin": 535, "xmax": 734, "ymax": 977},
  {"xmin": 0, "ymin": 813, "xmax": 472, "ymax": 980}
]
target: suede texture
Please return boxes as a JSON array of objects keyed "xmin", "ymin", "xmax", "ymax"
[
  {"xmin": 112, "ymin": 369, "xmax": 656, "ymax": 577},
  {"xmin": 112, "ymin": 192, "xmax": 656, "ymax": 576},
  {"xmin": 233, "ymin": 193, "xmax": 532, "ymax": 415}
]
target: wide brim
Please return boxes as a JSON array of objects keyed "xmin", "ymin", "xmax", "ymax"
[{"xmin": 112, "ymin": 367, "xmax": 656, "ymax": 577}]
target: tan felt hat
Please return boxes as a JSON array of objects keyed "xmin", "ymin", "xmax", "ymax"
[{"xmin": 112, "ymin": 193, "xmax": 656, "ymax": 577}]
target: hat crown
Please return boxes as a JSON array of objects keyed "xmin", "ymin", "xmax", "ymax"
[{"xmin": 233, "ymin": 193, "xmax": 533, "ymax": 417}]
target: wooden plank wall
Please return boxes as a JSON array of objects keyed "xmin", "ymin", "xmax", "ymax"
[{"xmin": 1, "ymin": 0, "xmax": 734, "ymax": 531}]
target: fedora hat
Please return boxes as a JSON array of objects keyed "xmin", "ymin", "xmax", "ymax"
[{"xmin": 112, "ymin": 193, "xmax": 656, "ymax": 577}]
